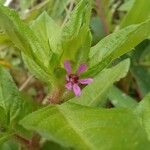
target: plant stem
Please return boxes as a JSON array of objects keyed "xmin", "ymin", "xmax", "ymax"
[
  {"xmin": 29, "ymin": 134, "xmax": 41, "ymax": 150},
  {"xmin": 15, "ymin": 134, "xmax": 41, "ymax": 150},
  {"xmin": 19, "ymin": 75, "xmax": 33, "ymax": 91},
  {"xmin": 14, "ymin": 134, "xmax": 30, "ymax": 148},
  {"xmin": 43, "ymin": 86, "xmax": 65, "ymax": 105}
]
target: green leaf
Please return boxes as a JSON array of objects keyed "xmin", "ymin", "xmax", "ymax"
[
  {"xmin": 0, "ymin": 132, "xmax": 14, "ymax": 144},
  {"xmin": 139, "ymin": 42, "xmax": 150, "ymax": 66},
  {"xmin": 118, "ymin": 0, "xmax": 135, "ymax": 12},
  {"xmin": 23, "ymin": 1, "xmax": 49, "ymax": 22},
  {"xmin": 136, "ymin": 93, "xmax": 150, "ymax": 140},
  {"xmin": 0, "ymin": 32, "xmax": 10, "ymax": 45},
  {"xmin": 0, "ymin": 140, "xmax": 19, "ymax": 150},
  {"xmin": 86, "ymin": 19, "xmax": 150, "ymax": 76},
  {"xmin": 46, "ymin": 0, "xmax": 69, "ymax": 19},
  {"xmin": 41, "ymin": 141, "xmax": 70, "ymax": 150},
  {"xmin": 90, "ymin": 16, "xmax": 105, "ymax": 45},
  {"xmin": 131, "ymin": 40, "xmax": 150, "ymax": 97},
  {"xmin": 131, "ymin": 66, "xmax": 150, "ymax": 97},
  {"xmin": 27, "ymin": 11, "xmax": 63, "ymax": 80},
  {"xmin": 0, "ymin": 66, "xmax": 35, "ymax": 141},
  {"xmin": 0, "ymin": 67, "xmax": 32, "ymax": 125},
  {"xmin": 61, "ymin": 0, "xmax": 92, "ymax": 64},
  {"xmin": 19, "ymin": 0, "xmax": 36, "ymax": 12},
  {"xmin": 108, "ymin": 85, "xmax": 137, "ymax": 108},
  {"xmin": 25, "ymin": 0, "xmax": 69, "ymax": 21},
  {"xmin": 30, "ymin": 11, "xmax": 62, "ymax": 55},
  {"xmin": 0, "ymin": 4, "xmax": 47, "ymax": 62},
  {"xmin": 0, "ymin": 106, "xmax": 7, "ymax": 128},
  {"xmin": 22, "ymin": 54, "xmax": 54, "ymax": 85},
  {"xmin": 120, "ymin": 0, "xmax": 150, "ymax": 28},
  {"xmin": 71, "ymin": 59, "xmax": 130, "ymax": 107},
  {"xmin": 0, "ymin": 4, "xmax": 54, "ymax": 84},
  {"xmin": 20, "ymin": 101, "xmax": 150, "ymax": 150}
]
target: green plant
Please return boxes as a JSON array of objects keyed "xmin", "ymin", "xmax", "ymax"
[{"xmin": 0, "ymin": 0, "xmax": 150, "ymax": 149}]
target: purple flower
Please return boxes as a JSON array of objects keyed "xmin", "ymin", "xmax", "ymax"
[{"xmin": 64, "ymin": 60, "xmax": 93, "ymax": 96}]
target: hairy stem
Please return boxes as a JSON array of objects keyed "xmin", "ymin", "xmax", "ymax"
[{"xmin": 43, "ymin": 86, "xmax": 65, "ymax": 105}]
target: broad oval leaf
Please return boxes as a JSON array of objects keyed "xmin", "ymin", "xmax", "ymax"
[{"xmin": 20, "ymin": 102, "xmax": 150, "ymax": 150}]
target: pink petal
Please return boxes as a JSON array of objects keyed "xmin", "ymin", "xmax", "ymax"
[
  {"xmin": 79, "ymin": 78, "xmax": 93, "ymax": 85},
  {"xmin": 65, "ymin": 82, "xmax": 72, "ymax": 90},
  {"xmin": 64, "ymin": 60, "xmax": 72, "ymax": 74},
  {"xmin": 73, "ymin": 84, "xmax": 81, "ymax": 96},
  {"xmin": 77, "ymin": 64, "xmax": 87, "ymax": 75}
]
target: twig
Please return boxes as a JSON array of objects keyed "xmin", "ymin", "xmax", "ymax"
[
  {"xmin": 61, "ymin": 0, "xmax": 74, "ymax": 27},
  {"xmin": 15, "ymin": 134, "xmax": 41, "ymax": 150},
  {"xmin": 19, "ymin": 75, "xmax": 33, "ymax": 91},
  {"xmin": 29, "ymin": 133, "xmax": 41, "ymax": 150},
  {"xmin": 95, "ymin": 0, "xmax": 109, "ymax": 35}
]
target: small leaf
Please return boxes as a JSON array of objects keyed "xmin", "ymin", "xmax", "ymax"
[{"xmin": 108, "ymin": 85, "xmax": 137, "ymax": 108}]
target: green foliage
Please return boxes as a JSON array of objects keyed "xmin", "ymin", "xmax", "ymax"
[
  {"xmin": 0, "ymin": 140, "xmax": 19, "ymax": 150},
  {"xmin": 131, "ymin": 40, "xmax": 150, "ymax": 97},
  {"xmin": 0, "ymin": 0, "xmax": 150, "ymax": 149},
  {"xmin": 0, "ymin": 4, "xmax": 56, "ymax": 85},
  {"xmin": 120, "ymin": 0, "xmax": 150, "ymax": 28},
  {"xmin": 136, "ymin": 93, "xmax": 150, "ymax": 140},
  {"xmin": 108, "ymin": 85, "xmax": 137, "ymax": 108},
  {"xmin": 0, "ymin": 66, "xmax": 35, "ymax": 142},
  {"xmin": 61, "ymin": 0, "xmax": 92, "ymax": 66},
  {"xmin": 85, "ymin": 19, "xmax": 150, "ymax": 76},
  {"xmin": 0, "ymin": 67, "xmax": 30, "ymax": 126},
  {"xmin": 20, "ymin": 101, "xmax": 150, "ymax": 149}
]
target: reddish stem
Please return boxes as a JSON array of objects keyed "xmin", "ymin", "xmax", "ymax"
[{"xmin": 14, "ymin": 134, "xmax": 41, "ymax": 150}]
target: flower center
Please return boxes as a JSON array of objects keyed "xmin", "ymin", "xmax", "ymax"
[{"xmin": 69, "ymin": 74, "xmax": 79, "ymax": 84}]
